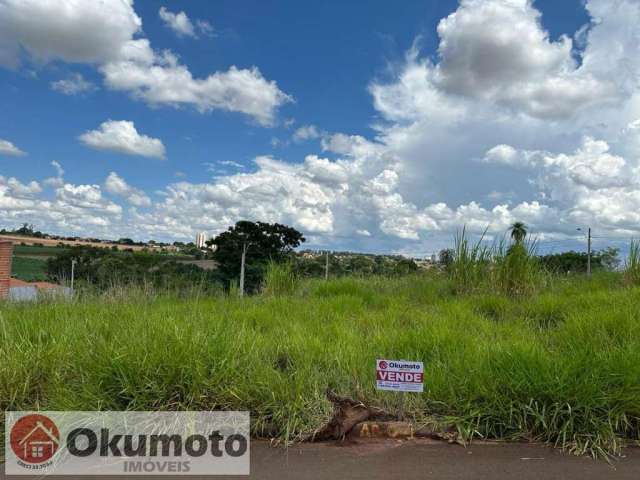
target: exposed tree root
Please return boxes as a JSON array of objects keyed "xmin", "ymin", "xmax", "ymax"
[
  {"xmin": 309, "ymin": 390, "xmax": 460, "ymax": 443},
  {"xmin": 309, "ymin": 390, "xmax": 396, "ymax": 441}
]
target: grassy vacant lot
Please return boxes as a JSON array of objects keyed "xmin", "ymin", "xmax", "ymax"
[
  {"xmin": 10, "ymin": 244, "xmax": 64, "ymax": 282},
  {"xmin": 10, "ymin": 256, "xmax": 48, "ymax": 281},
  {"xmin": 1, "ymin": 273, "xmax": 639, "ymax": 457}
]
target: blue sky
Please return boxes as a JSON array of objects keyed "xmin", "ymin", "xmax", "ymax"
[{"xmin": 1, "ymin": 0, "xmax": 639, "ymax": 256}]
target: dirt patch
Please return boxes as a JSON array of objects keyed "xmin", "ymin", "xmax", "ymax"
[{"xmin": 0, "ymin": 235, "xmax": 147, "ymax": 251}]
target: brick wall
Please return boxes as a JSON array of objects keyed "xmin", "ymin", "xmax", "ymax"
[{"xmin": 0, "ymin": 241, "xmax": 13, "ymax": 299}]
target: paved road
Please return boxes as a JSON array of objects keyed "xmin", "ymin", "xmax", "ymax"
[{"xmin": 2, "ymin": 440, "xmax": 639, "ymax": 479}]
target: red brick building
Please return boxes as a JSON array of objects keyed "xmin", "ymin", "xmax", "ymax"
[{"xmin": 0, "ymin": 241, "xmax": 12, "ymax": 299}]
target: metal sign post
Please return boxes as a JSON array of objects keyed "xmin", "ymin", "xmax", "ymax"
[{"xmin": 398, "ymin": 391, "xmax": 405, "ymax": 421}]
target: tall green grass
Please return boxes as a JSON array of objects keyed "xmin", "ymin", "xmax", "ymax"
[
  {"xmin": 450, "ymin": 228, "xmax": 546, "ymax": 296},
  {"xmin": 493, "ymin": 240, "xmax": 546, "ymax": 296},
  {"xmin": 1, "ymin": 273, "xmax": 639, "ymax": 457},
  {"xmin": 624, "ymin": 239, "xmax": 640, "ymax": 285},
  {"xmin": 262, "ymin": 261, "xmax": 298, "ymax": 296},
  {"xmin": 449, "ymin": 227, "xmax": 492, "ymax": 293}
]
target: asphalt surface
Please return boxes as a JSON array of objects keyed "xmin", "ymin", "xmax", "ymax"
[{"xmin": 2, "ymin": 439, "xmax": 639, "ymax": 479}]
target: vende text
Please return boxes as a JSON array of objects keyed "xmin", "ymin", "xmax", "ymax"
[{"xmin": 376, "ymin": 371, "xmax": 423, "ymax": 383}]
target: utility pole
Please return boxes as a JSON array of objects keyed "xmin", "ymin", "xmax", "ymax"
[
  {"xmin": 578, "ymin": 227, "xmax": 592, "ymax": 276},
  {"xmin": 70, "ymin": 259, "xmax": 76, "ymax": 290},
  {"xmin": 239, "ymin": 242, "xmax": 247, "ymax": 297},
  {"xmin": 325, "ymin": 251, "xmax": 329, "ymax": 280},
  {"xmin": 587, "ymin": 227, "xmax": 592, "ymax": 277}
]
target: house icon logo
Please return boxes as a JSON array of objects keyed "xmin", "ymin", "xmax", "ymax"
[{"xmin": 9, "ymin": 414, "xmax": 60, "ymax": 464}]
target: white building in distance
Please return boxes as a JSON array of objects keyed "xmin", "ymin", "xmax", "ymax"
[{"xmin": 195, "ymin": 232, "xmax": 207, "ymax": 249}]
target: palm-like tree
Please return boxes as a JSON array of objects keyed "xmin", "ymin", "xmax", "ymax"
[{"xmin": 510, "ymin": 222, "xmax": 527, "ymax": 244}]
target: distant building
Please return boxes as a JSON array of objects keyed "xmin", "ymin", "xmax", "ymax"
[
  {"xmin": 195, "ymin": 232, "xmax": 207, "ymax": 249},
  {"xmin": 415, "ymin": 256, "xmax": 439, "ymax": 270}
]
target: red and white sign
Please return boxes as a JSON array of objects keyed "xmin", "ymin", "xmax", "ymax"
[
  {"xmin": 376, "ymin": 359, "xmax": 424, "ymax": 392},
  {"xmin": 9, "ymin": 414, "xmax": 60, "ymax": 465}
]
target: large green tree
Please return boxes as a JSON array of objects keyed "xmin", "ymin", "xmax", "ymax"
[{"xmin": 210, "ymin": 221, "xmax": 305, "ymax": 292}]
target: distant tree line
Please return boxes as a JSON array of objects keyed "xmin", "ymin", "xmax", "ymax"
[
  {"xmin": 46, "ymin": 247, "xmax": 222, "ymax": 292},
  {"xmin": 538, "ymin": 248, "xmax": 620, "ymax": 273},
  {"xmin": 44, "ymin": 221, "xmax": 421, "ymax": 294},
  {"xmin": 1, "ymin": 223, "xmax": 45, "ymax": 238},
  {"xmin": 292, "ymin": 252, "xmax": 417, "ymax": 278}
]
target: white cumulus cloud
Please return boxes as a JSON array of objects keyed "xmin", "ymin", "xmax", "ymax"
[
  {"xmin": 293, "ymin": 125, "xmax": 322, "ymax": 143},
  {"xmin": 51, "ymin": 73, "xmax": 96, "ymax": 95},
  {"xmin": 3, "ymin": 0, "xmax": 640, "ymax": 251},
  {"xmin": 372, "ymin": 0, "xmax": 640, "ymax": 122},
  {"xmin": 0, "ymin": 139, "xmax": 26, "ymax": 156},
  {"xmin": 159, "ymin": 6, "xmax": 196, "ymax": 38},
  {"xmin": 0, "ymin": 0, "xmax": 290, "ymax": 125},
  {"xmin": 79, "ymin": 120, "xmax": 166, "ymax": 159},
  {"xmin": 105, "ymin": 171, "xmax": 151, "ymax": 207},
  {"xmin": 0, "ymin": 0, "xmax": 141, "ymax": 68},
  {"xmin": 101, "ymin": 42, "xmax": 292, "ymax": 126}
]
